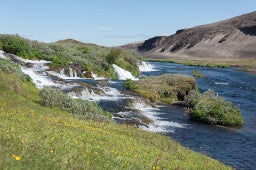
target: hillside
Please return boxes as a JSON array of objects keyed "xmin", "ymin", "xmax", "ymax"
[
  {"xmin": 0, "ymin": 34, "xmax": 141, "ymax": 79},
  {"xmin": 124, "ymin": 11, "xmax": 256, "ymax": 59}
]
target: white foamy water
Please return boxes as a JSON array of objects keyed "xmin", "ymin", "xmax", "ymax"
[
  {"xmin": 92, "ymin": 73, "xmax": 106, "ymax": 80},
  {"xmin": 0, "ymin": 51, "xmax": 76, "ymax": 89},
  {"xmin": 10, "ymin": 53, "xmax": 51, "ymax": 65},
  {"xmin": 21, "ymin": 67, "xmax": 57, "ymax": 89},
  {"xmin": 132, "ymin": 100, "xmax": 186, "ymax": 133},
  {"xmin": 0, "ymin": 50, "xmax": 7, "ymax": 59},
  {"xmin": 69, "ymin": 86, "xmax": 129, "ymax": 102},
  {"xmin": 112, "ymin": 64, "xmax": 138, "ymax": 80},
  {"xmin": 138, "ymin": 61, "xmax": 158, "ymax": 72},
  {"xmin": 214, "ymin": 82, "xmax": 229, "ymax": 85}
]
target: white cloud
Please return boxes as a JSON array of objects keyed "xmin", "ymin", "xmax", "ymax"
[{"xmin": 98, "ymin": 27, "xmax": 110, "ymax": 31}]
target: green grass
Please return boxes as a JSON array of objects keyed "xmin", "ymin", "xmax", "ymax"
[
  {"xmin": 126, "ymin": 74, "xmax": 197, "ymax": 104},
  {"xmin": 146, "ymin": 58, "xmax": 256, "ymax": 73},
  {"xmin": 185, "ymin": 90, "xmax": 244, "ymax": 126},
  {"xmin": 0, "ymin": 57, "xmax": 231, "ymax": 169}
]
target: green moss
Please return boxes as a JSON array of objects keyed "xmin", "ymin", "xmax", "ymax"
[{"xmin": 185, "ymin": 90, "xmax": 244, "ymax": 126}]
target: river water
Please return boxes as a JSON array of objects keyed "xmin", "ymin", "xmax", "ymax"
[{"xmin": 141, "ymin": 62, "xmax": 256, "ymax": 170}]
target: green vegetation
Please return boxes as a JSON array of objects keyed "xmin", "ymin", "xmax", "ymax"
[
  {"xmin": 124, "ymin": 79, "xmax": 139, "ymax": 90},
  {"xmin": 40, "ymin": 87, "xmax": 111, "ymax": 121},
  {"xmin": 0, "ymin": 51, "xmax": 231, "ymax": 169},
  {"xmin": 125, "ymin": 74, "xmax": 197, "ymax": 103},
  {"xmin": 146, "ymin": 58, "xmax": 256, "ymax": 73},
  {"xmin": 0, "ymin": 58, "xmax": 29, "ymax": 81},
  {"xmin": 0, "ymin": 34, "xmax": 141, "ymax": 78},
  {"xmin": 192, "ymin": 69, "xmax": 204, "ymax": 78},
  {"xmin": 185, "ymin": 90, "xmax": 244, "ymax": 126}
]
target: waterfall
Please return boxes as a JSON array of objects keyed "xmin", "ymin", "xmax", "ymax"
[
  {"xmin": 74, "ymin": 70, "xmax": 77, "ymax": 77},
  {"xmin": 21, "ymin": 67, "xmax": 56, "ymax": 89},
  {"xmin": 60, "ymin": 68, "xmax": 65, "ymax": 76},
  {"xmin": 69, "ymin": 68, "xmax": 73, "ymax": 77},
  {"xmin": 0, "ymin": 50, "xmax": 7, "ymax": 59},
  {"xmin": 0, "ymin": 50, "xmax": 74, "ymax": 89},
  {"xmin": 138, "ymin": 61, "xmax": 158, "ymax": 72},
  {"xmin": 112, "ymin": 64, "xmax": 138, "ymax": 80},
  {"xmin": 69, "ymin": 67, "xmax": 78, "ymax": 77}
]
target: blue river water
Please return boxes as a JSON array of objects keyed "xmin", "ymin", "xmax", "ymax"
[{"xmin": 141, "ymin": 62, "xmax": 256, "ymax": 170}]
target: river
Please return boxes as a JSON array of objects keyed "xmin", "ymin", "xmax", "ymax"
[{"xmin": 141, "ymin": 62, "xmax": 256, "ymax": 170}]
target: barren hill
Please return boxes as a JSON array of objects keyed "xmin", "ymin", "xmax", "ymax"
[{"xmin": 123, "ymin": 11, "xmax": 256, "ymax": 59}]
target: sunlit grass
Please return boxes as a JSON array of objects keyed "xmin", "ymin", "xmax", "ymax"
[{"xmin": 146, "ymin": 58, "xmax": 256, "ymax": 73}]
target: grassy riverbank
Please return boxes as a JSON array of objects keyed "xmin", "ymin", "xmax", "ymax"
[
  {"xmin": 146, "ymin": 57, "xmax": 256, "ymax": 73},
  {"xmin": 0, "ymin": 57, "xmax": 231, "ymax": 169}
]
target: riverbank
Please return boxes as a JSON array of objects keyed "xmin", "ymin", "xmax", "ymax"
[{"xmin": 145, "ymin": 57, "xmax": 256, "ymax": 73}]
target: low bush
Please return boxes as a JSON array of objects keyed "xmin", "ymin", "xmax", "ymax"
[
  {"xmin": 124, "ymin": 79, "xmax": 138, "ymax": 90},
  {"xmin": 185, "ymin": 90, "xmax": 244, "ymax": 126},
  {"xmin": 192, "ymin": 69, "xmax": 204, "ymax": 78},
  {"xmin": 40, "ymin": 87, "xmax": 111, "ymax": 121}
]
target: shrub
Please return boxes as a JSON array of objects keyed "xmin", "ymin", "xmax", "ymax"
[
  {"xmin": 124, "ymin": 79, "xmax": 138, "ymax": 90},
  {"xmin": 39, "ymin": 87, "xmax": 111, "ymax": 121},
  {"xmin": 185, "ymin": 90, "xmax": 244, "ymax": 126},
  {"xmin": 192, "ymin": 69, "xmax": 204, "ymax": 78},
  {"xmin": 105, "ymin": 48, "xmax": 121, "ymax": 66}
]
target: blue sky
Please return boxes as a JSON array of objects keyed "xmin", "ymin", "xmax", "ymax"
[{"xmin": 0, "ymin": 0, "xmax": 255, "ymax": 46}]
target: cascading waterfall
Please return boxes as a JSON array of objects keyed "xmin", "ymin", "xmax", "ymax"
[
  {"xmin": 0, "ymin": 50, "xmax": 8, "ymax": 59},
  {"xmin": 0, "ymin": 50, "xmax": 76, "ymax": 89},
  {"xmin": 138, "ymin": 61, "xmax": 158, "ymax": 72},
  {"xmin": 60, "ymin": 68, "xmax": 65, "ymax": 76},
  {"xmin": 112, "ymin": 64, "xmax": 138, "ymax": 80}
]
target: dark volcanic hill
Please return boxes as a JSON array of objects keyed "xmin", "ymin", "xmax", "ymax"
[{"xmin": 123, "ymin": 11, "xmax": 256, "ymax": 59}]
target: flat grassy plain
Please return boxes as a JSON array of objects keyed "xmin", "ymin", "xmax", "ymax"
[
  {"xmin": 0, "ymin": 64, "xmax": 231, "ymax": 169},
  {"xmin": 147, "ymin": 57, "xmax": 256, "ymax": 73}
]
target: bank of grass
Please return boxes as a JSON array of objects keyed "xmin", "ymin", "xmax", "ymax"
[
  {"xmin": 185, "ymin": 90, "xmax": 244, "ymax": 126},
  {"xmin": 125, "ymin": 74, "xmax": 197, "ymax": 104},
  {"xmin": 0, "ymin": 60, "xmax": 231, "ymax": 169},
  {"xmin": 146, "ymin": 58, "xmax": 256, "ymax": 73}
]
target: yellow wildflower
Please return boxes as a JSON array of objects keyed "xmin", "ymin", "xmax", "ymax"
[{"xmin": 12, "ymin": 154, "xmax": 21, "ymax": 161}]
